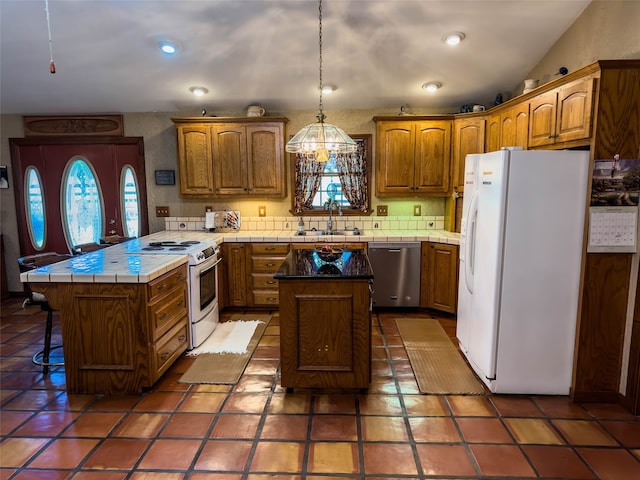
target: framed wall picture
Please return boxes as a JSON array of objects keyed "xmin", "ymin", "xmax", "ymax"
[
  {"xmin": 0, "ymin": 166, "xmax": 8, "ymax": 189},
  {"xmin": 154, "ymin": 170, "xmax": 175, "ymax": 185}
]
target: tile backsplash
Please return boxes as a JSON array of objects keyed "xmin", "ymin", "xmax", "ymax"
[{"xmin": 165, "ymin": 215, "xmax": 445, "ymax": 232}]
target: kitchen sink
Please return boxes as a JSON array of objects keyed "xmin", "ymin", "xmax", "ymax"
[{"xmin": 296, "ymin": 229, "xmax": 362, "ymax": 236}]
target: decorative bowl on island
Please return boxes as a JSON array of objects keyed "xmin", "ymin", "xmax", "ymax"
[{"xmin": 315, "ymin": 246, "xmax": 343, "ymax": 263}]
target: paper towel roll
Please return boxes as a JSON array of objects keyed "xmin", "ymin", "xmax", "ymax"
[{"xmin": 205, "ymin": 211, "xmax": 215, "ymax": 229}]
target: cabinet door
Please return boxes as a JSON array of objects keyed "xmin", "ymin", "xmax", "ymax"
[
  {"xmin": 376, "ymin": 121, "xmax": 416, "ymax": 195},
  {"xmin": 555, "ymin": 77, "xmax": 594, "ymax": 144},
  {"xmin": 224, "ymin": 243, "xmax": 247, "ymax": 307},
  {"xmin": 414, "ymin": 120, "xmax": 452, "ymax": 194},
  {"xmin": 420, "ymin": 242, "xmax": 459, "ymax": 313},
  {"xmin": 500, "ymin": 103, "xmax": 529, "ymax": 149},
  {"xmin": 213, "ymin": 124, "xmax": 248, "ymax": 195},
  {"xmin": 176, "ymin": 125, "xmax": 215, "ymax": 195},
  {"xmin": 452, "ymin": 117, "xmax": 485, "ymax": 191},
  {"xmin": 246, "ymin": 124, "xmax": 284, "ymax": 196},
  {"xmin": 485, "ymin": 113, "xmax": 501, "ymax": 152},
  {"xmin": 528, "ymin": 90, "xmax": 557, "ymax": 147}
]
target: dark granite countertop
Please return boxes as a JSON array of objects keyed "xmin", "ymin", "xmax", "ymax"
[{"xmin": 274, "ymin": 248, "xmax": 374, "ymax": 280}]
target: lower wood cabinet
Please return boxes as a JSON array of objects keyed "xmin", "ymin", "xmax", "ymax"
[
  {"xmin": 420, "ymin": 242, "xmax": 459, "ymax": 314},
  {"xmin": 223, "ymin": 242, "xmax": 247, "ymax": 307},
  {"xmin": 279, "ymin": 278, "xmax": 371, "ymax": 389},
  {"xmin": 248, "ymin": 243, "xmax": 289, "ymax": 306}
]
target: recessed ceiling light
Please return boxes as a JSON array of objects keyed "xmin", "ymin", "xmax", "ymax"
[
  {"xmin": 189, "ymin": 86, "xmax": 209, "ymax": 97},
  {"xmin": 442, "ymin": 32, "xmax": 465, "ymax": 46},
  {"xmin": 158, "ymin": 40, "xmax": 178, "ymax": 55},
  {"xmin": 319, "ymin": 84, "xmax": 337, "ymax": 94},
  {"xmin": 422, "ymin": 82, "xmax": 442, "ymax": 93}
]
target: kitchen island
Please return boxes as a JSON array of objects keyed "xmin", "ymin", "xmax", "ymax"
[{"xmin": 274, "ymin": 248, "xmax": 374, "ymax": 390}]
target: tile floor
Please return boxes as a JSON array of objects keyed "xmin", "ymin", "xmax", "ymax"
[{"xmin": 1, "ymin": 296, "xmax": 640, "ymax": 479}]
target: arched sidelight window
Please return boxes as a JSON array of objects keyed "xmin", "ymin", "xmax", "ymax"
[
  {"xmin": 62, "ymin": 158, "xmax": 104, "ymax": 248},
  {"xmin": 121, "ymin": 165, "xmax": 140, "ymax": 238},
  {"xmin": 24, "ymin": 167, "xmax": 46, "ymax": 250}
]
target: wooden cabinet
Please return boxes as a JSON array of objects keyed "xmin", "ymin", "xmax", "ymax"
[
  {"xmin": 451, "ymin": 116, "xmax": 485, "ymax": 192},
  {"xmin": 500, "ymin": 102, "xmax": 529, "ymax": 149},
  {"xmin": 223, "ymin": 242, "xmax": 247, "ymax": 307},
  {"xmin": 212, "ymin": 122, "xmax": 286, "ymax": 196},
  {"xmin": 528, "ymin": 77, "xmax": 594, "ymax": 148},
  {"xmin": 420, "ymin": 242, "xmax": 458, "ymax": 314},
  {"xmin": 374, "ymin": 117, "xmax": 452, "ymax": 196},
  {"xmin": 279, "ymin": 278, "xmax": 371, "ymax": 389},
  {"xmin": 248, "ymin": 243, "xmax": 289, "ymax": 307},
  {"xmin": 172, "ymin": 117, "xmax": 288, "ymax": 198},
  {"xmin": 31, "ymin": 264, "xmax": 189, "ymax": 394},
  {"xmin": 485, "ymin": 112, "xmax": 501, "ymax": 153}
]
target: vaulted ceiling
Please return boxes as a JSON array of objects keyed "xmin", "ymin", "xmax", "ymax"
[{"xmin": 0, "ymin": 0, "xmax": 591, "ymax": 115}]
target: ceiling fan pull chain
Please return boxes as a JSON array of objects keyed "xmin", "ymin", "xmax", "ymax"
[{"xmin": 44, "ymin": 0, "xmax": 56, "ymax": 74}]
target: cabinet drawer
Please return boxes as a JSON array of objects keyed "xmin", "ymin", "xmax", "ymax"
[
  {"xmin": 252, "ymin": 290, "xmax": 279, "ymax": 305},
  {"xmin": 153, "ymin": 318, "xmax": 189, "ymax": 378},
  {"xmin": 148, "ymin": 265, "xmax": 188, "ymax": 301},
  {"xmin": 251, "ymin": 243, "xmax": 289, "ymax": 255},
  {"xmin": 252, "ymin": 273, "xmax": 279, "ymax": 290},
  {"xmin": 150, "ymin": 285, "xmax": 188, "ymax": 340},
  {"xmin": 251, "ymin": 256, "xmax": 286, "ymax": 273}
]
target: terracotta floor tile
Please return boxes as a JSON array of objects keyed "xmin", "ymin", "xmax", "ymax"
[
  {"xmin": 62, "ymin": 412, "xmax": 124, "ymax": 437},
  {"xmin": 403, "ymin": 394, "xmax": 449, "ymax": 416},
  {"xmin": 233, "ymin": 374, "xmax": 275, "ymax": 393},
  {"xmin": 447, "ymin": 395, "xmax": 496, "ymax": 416},
  {"xmin": 533, "ymin": 396, "xmax": 592, "ymax": 419},
  {"xmin": 177, "ymin": 392, "xmax": 226, "ymax": 413},
  {"xmin": 138, "ymin": 438, "xmax": 201, "ymax": 470},
  {"xmin": 409, "ymin": 416, "xmax": 461, "ymax": 442},
  {"xmin": 392, "ymin": 359, "xmax": 415, "ymax": 376},
  {"xmin": 222, "ymin": 392, "xmax": 269, "ymax": 413},
  {"xmin": 0, "ymin": 411, "xmax": 32, "ymax": 435},
  {"xmin": 83, "ymin": 438, "xmax": 150, "ymax": 470},
  {"xmin": 260, "ymin": 414, "xmax": 309, "ymax": 440},
  {"xmin": 313, "ymin": 394, "xmax": 357, "ymax": 414},
  {"xmin": 523, "ymin": 445, "xmax": 595, "ymax": 479},
  {"xmin": 112, "ymin": 412, "xmax": 169, "ymax": 438},
  {"xmin": 368, "ymin": 375, "xmax": 399, "ymax": 394},
  {"xmin": 250, "ymin": 441, "xmax": 304, "ymax": 473},
  {"xmin": 192, "ymin": 384, "xmax": 231, "ymax": 393},
  {"xmin": 194, "ymin": 439, "xmax": 253, "ymax": 471},
  {"xmin": 210, "ymin": 413, "xmax": 261, "ymax": 438},
  {"xmin": 28, "ymin": 438, "xmax": 99, "ymax": 469},
  {"xmin": 579, "ymin": 447, "xmax": 640, "ymax": 479},
  {"xmin": 553, "ymin": 419, "xmax": 619, "ymax": 446},
  {"xmin": 363, "ymin": 443, "xmax": 418, "ymax": 475},
  {"xmin": 601, "ymin": 420, "xmax": 640, "ymax": 448},
  {"xmin": 69, "ymin": 472, "xmax": 128, "ymax": 479},
  {"xmin": 358, "ymin": 394, "xmax": 403, "ymax": 415},
  {"xmin": 43, "ymin": 392, "xmax": 96, "ymax": 412},
  {"xmin": 397, "ymin": 377, "xmax": 421, "ymax": 394},
  {"xmin": 311, "ymin": 415, "xmax": 357, "ymax": 441},
  {"xmin": 133, "ymin": 392, "xmax": 185, "ymax": 412},
  {"xmin": 505, "ymin": 418, "xmax": 565, "ymax": 444},
  {"xmin": 456, "ymin": 417, "xmax": 513, "ymax": 443},
  {"xmin": 491, "ymin": 395, "xmax": 543, "ymax": 417},
  {"xmin": 11, "ymin": 411, "xmax": 77, "ymax": 436},
  {"xmin": 583, "ymin": 403, "xmax": 638, "ymax": 420},
  {"xmin": 11, "ymin": 470, "xmax": 71, "ymax": 480},
  {"xmin": 307, "ymin": 441, "xmax": 359, "ymax": 474},
  {"xmin": 129, "ymin": 473, "xmax": 184, "ymax": 480},
  {"xmin": 415, "ymin": 444, "xmax": 478, "ymax": 476},
  {"xmin": 243, "ymin": 358, "xmax": 279, "ymax": 375},
  {"xmin": 2, "ymin": 389, "xmax": 61, "ymax": 410},
  {"xmin": 160, "ymin": 413, "xmax": 215, "ymax": 438},
  {"xmin": 191, "ymin": 474, "xmax": 242, "ymax": 480},
  {"xmin": 470, "ymin": 444, "xmax": 537, "ymax": 477},
  {"xmin": 88, "ymin": 395, "xmax": 141, "ymax": 412},
  {"xmin": 268, "ymin": 393, "xmax": 311, "ymax": 414},
  {"xmin": 361, "ymin": 416, "xmax": 408, "ymax": 441},
  {"xmin": 0, "ymin": 437, "xmax": 49, "ymax": 468},
  {"xmin": 388, "ymin": 346, "xmax": 408, "ymax": 360}
]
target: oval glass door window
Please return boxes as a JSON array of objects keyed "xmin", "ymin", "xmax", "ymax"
[
  {"xmin": 121, "ymin": 165, "xmax": 140, "ymax": 238},
  {"xmin": 62, "ymin": 158, "xmax": 104, "ymax": 248},
  {"xmin": 24, "ymin": 166, "xmax": 46, "ymax": 249}
]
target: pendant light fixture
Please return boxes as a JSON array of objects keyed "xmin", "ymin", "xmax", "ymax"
[{"xmin": 285, "ymin": 0, "xmax": 356, "ymax": 162}]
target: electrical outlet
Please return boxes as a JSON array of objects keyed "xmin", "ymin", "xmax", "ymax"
[
  {"xmin": 258, "ymin": 205, "xmax": 266, "ymax": 217},
  {"xmin": 155, "ymin": 206, "xmax": 170, "ymax": 217},
  {"xmin": 413, "ymin": 205, "xmax": 421, "ymax": 216},
  {"xmin": 377, "ymin": 205, "xmax": 388, "ymax": 216},
  {"xmin": 205, "ymin": 206, "xmax": 213, "ymax": 213}
]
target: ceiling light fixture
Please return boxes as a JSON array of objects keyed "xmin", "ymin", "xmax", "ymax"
[
  {"xmin": 158, "ymin": 40, "xmax": 178, "ymax": 55},
  {"xmin": 442, "ymin": 32, "xmax": 465, "ymax": 46},
  {"xmin": 285, "ymin": 0, "xmax": 356, "ymax": 162},
  {"xmin": 422, "ymin": 82, "xmax": 442, "ymax": 93},
  {"xmin": 189, "ymin": 86, "xmax": 209, "ymax": 97},
  {"xmin": 320, "ymin": 84, "xmax": 337, "ymax": 94}
]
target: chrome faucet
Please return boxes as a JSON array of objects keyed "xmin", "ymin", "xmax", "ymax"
[{"xmin": 326, "ymin": 199, "xmax": 342, "ymax": 233}]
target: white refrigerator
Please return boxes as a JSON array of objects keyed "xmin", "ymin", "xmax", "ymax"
[{"xmin": 457, "ymin": 148, "xmax": 590, "ymax": 394}]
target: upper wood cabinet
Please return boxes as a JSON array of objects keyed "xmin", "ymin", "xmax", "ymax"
[
  {"xmin": 528, "ymin": 77, "xmax": 594, "ymax": 148},
  {"xmin": 452, "ymin": 116, "xmax": 485, "ymax": 192},
  {"xmin": 172, "ymin": 117, "xmax": 288, "ymax": 197},
  {"xmin": 485, "ymin": 113, "xmax": 501, "ymax": 153},
  {"xmin": 374, "ymin": 117, "xmax": 452, "ymax": 196},
  {"xmin": 500, "ymin": 102, "xmax": 529, "ymax": 149}
]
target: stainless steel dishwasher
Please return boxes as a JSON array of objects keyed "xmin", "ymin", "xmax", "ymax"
[{"xmin": 368, "ymin": 242, "xmax": 421, "ymax": 307}]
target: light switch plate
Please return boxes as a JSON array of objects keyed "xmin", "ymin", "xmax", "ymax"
[
  {"xmin": 155, "ymin": 206, "xmax": 170, "ymax": 217},
  {"xmin": 258, "ymin": 206, "xmax": 266, "ymax": 217},
  {"xmin": 413, "ymin": 205, "xmax": 421, "ymax": 216},
  {"xmin": 377, "ymin": 205, "xmax": 388, "ymax": 216}
]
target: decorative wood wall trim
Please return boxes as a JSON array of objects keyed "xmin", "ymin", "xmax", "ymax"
[{"xmin": 23, "ymin": 115, "xmax": 124, "ymax": 136}]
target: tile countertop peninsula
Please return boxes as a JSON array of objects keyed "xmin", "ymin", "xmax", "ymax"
[{"xmin": 20, "ymin": 229, "xmax": 458, "ymax": 284}]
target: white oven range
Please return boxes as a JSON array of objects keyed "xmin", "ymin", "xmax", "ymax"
[{"xmin": 128, "ymin": 240, "xmax": 221, "ymax": 349}]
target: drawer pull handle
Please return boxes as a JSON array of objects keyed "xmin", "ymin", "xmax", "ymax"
[
  {"xmin": 177, "ymin": 300, "xmax": 184, "ymax": 307},
  {"xmin": 160, "ymin": 352, "xmax": 170, "ymax": 360},
  {"xmin": 266, "ymin": 280, "xmax": 276, "ymax": 284},
  {"xmin": 265, "ymin": 247, "xmax": 276, "ymax": 251},
  {"xmin": 267, "ymin": 297, "xmax": 277, "ymax": 301},
  {"xmin": 157, "ymin": 284, "xmax": 165, "ymax": 291},
  {"xmin": 266, "ymin": 263, "xmax": 276, "ymax": 267},
  {"xmin": 179, "ymin": 335, "xmax": 186, "ymax": 341},
  {"xmin": 159, "ymin": 313, "xmax": 167, "ymax": 320}
]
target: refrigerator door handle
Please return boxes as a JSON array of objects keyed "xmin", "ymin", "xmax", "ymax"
[{"xmin": 465, "ymin": 191, "xmax": 479, "ymax": 294}]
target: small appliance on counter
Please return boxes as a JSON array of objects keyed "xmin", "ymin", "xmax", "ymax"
[{"xmin": 205, "ymin": 210, "xmax": 241, "ymax": 231}]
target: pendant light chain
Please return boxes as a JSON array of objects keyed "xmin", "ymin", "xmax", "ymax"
[
  {"xmin": 45, "ymin": 0, "xmax": 56, "ymax": 73},
  {"xmin": 318, "ymin": 0, "xmax": 324, "ymax": 121}
]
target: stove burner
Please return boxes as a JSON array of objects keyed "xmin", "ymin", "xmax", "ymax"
[
  {"xmin": 168, "ymin": 247, "xmax": 187, "ymax": 251},
  {"xmin": 180, "ymin": 241, "xmax": 200, "ymax": 245},
  {"xmin": 142, "ymin": 246, "xmax": 164, "ymax": 251},
  {"xmin": 148, "ymin": 240, "xmax": 201, "ymax": 247}
]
